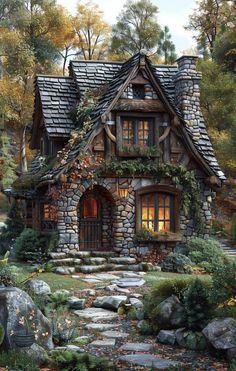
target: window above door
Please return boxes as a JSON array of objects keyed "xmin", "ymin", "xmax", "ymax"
[{"xmin": 122, "ymin": 117, "xmax": 155, "ymax": 147}]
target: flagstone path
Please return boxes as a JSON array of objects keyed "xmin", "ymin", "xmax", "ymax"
[{"xmin": 58, "ymin": 270, "xmax": 229, "ymax": 370}]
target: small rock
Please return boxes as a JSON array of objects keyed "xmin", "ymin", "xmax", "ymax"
[
  {"xmin": 155, "ymin": 295, "xmax": 186, "ymax": 329},
  {"xmin": 66, "ymin": 344, "xmax": 83, "ymax": 352},
  {"xmin": 130, "ymin": 293, "xmax": 143, "ymax": 299},
  {"xmin": 53, "ymin": 289, "xmax": 70, "ymax": 296},
  {"xmin": 157, "ymin": 330, "xmax": 176, "ymax": 345},
  {"xmin": 121, "ymin": 272, "xmax": 141, "ymax": 278},
  {"xmin": 93, "ymin": 295, "xmax": 127, "ymax": 310},
  {"xmin": 27, "ymin": 279, "xmax": 51, "ymax": 296},
  {"xmin": 129, "ymin": 298, "xmax": 143, "ymax": 309},
  {"xmin": 101, "ymin": 330, "xmax": 129, "ymax": 339},
  {"xmin": 89, "ymin": 339, "xmax": 116, "ymax": 348},
  {"xmin": 93, "ymin": 273, "xmax": 120, "ymax": 280},
  {"xmin": 109, "ymin": 257, "xmax": 136, "ymax": 265},
  {"xmin": 105, "ymin": 284, "xmax": 118, "ymax": 292},
  {"xmin": 67, "ymin": 297, "xmax": 86, "ymax": 310},
  {"xmin": 119, "ymin": 342, "xmax": 153, "ymax": 352}
]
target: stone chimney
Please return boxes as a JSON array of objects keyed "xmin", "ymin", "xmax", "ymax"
[{"xmin": 174, "ymin": 56, "xmax": 202, "ymax": 141}]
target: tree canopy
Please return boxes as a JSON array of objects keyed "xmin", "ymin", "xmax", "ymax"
[{"xmin": 110, "ymin": 0, "xmax": 160, "ymax": 57}]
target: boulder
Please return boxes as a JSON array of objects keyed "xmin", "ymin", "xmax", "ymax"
[
  {"xmin": 0, "ymin": 287, "xmax": 53, "ymax": 351},
  {"xmin": 155, "ymin": 295, "xmax": 186, "ymax": 329},
  {"xmin": 129, "ymin": 298, "xmax": 143, "ymax": 309},
  {"xmin": 21, "ymin": 343, "xmax": 49, "ymax": 366},
  {"xmin": 157, "ymin": 330, "xmax": 176, "ymax": 345},
  {"xmin": 27, "ymin": 279, "xmax": 51, "ymax": 296},
  {"xmin": 93, "ymin": 295, "xmax": 127, "ymax": 311},
  {"xmin": 176, "ymin": 329, "xmax": 207, "ymax": 350},
  {"xmin": 202, "ymin": 318, "xmax": 236, "ymax": 350}
]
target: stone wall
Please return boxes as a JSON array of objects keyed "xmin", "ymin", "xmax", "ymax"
[{"xmin": 55, "ymin": 175, "xmax": 214, "ymax": 262}]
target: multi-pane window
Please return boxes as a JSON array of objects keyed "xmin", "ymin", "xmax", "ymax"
[
  {"xmin": 132, "ymin": 84, "xmax": 145, "ymax": 99},
  {"xmin": 43, "ymin": 204, "xmax": 57, "ymax": 221},
  {"xmin": 122, "ymin": 118, "xmax": 154, "ymax": 147},
  {"xmin": 141, "ymin": 193, "xmax": 174, "ymax": 232}
]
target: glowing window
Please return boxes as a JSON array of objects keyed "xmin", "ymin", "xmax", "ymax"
[
  {"xmin": 43, "ymin": 204, "xmax": 57, "ymax": 221},
  {"xmin": 141, "ymin": 193, "xmax": 174, "ymax": 232}
]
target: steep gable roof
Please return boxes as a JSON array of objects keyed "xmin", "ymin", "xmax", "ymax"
[
  {"xmin": 34, "ymin": 75, "xmax": 78, "ymax": 137},
  {"xmin": 33, "ymin": 52, "xmax": 225, "ymax": 184}
]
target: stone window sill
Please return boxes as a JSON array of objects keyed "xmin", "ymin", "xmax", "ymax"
[{"xmin": 137, "ymin": 232, "xmax": 182, "ymax": 243}]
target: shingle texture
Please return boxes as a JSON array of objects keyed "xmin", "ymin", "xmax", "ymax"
[
  {"xmin": 35, "ymin": 53, "xmax": 225, "ymax": 182},
  {"xmin": 36, "ymin": 76, "xmax": 78, "ymax": 137}
]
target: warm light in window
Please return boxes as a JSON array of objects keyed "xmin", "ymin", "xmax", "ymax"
[
  {"xmin": 118, "ymin": 188, "xmax": 129, "ymax": 198},
  {"xmin": 43, "ymin": 204, "xmax": 57, "ymax": 221}
]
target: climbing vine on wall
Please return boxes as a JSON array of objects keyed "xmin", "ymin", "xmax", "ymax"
[{"xmin": 104, "ymin": 158, "xmax": 204, "ymax": 231}]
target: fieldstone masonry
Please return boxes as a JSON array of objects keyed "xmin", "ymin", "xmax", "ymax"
[{"xmin": 55, "ymin": 175, "xmax": 214, "ymax": 262}]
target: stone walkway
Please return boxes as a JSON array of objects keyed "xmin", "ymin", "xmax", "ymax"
[
  {"xmin": 54, "ymin": 270, "xmax": 229, "ymax": 370},
  {"xmin": 219, "ymin": 238, "xmax": 236, "ymax": 257}
]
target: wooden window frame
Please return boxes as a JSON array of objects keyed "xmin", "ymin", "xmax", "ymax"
[
  {"xmin": 136, "ymin": 185, "xmax": 180, "ymax": 234},
  {"xmin": 116, "ymin": 112, "xmax": 159, "ymax": 156},
  {"xmin": 132, "ymin": 84, "xmax": 145, "ymax": 99},
  {"xmin": 40, "ymin": 202, "xmax": 57, "ymax": 231}
]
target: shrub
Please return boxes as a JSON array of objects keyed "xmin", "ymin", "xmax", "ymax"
[
  {"xmin": 14, "ymin": 229, "xmax": 58, "ymax": 263},
  {"xmin": 51, "ymin": 310, "xmax": 79, "ymax": 345},
  {"xmin": 183, "ymin": 278, "xmax": 212, "ymax": 330},
  {"xmin": 209, "ymin": 259, "xmax": 236, "ymax": 306},
  {"xmin": 0, "ymin": 350, "xmax": 39, "ymax": 371},
  {"xmin": 0, "ymin": 264, "xmax": 17, "ymax": 286},
  {"xmin": 161, "ymin": 253, "xmax": 193, "ymax": 274},
  {"xmin": 231, "ymin": 213, "xmax": 236, "ymax": 244},
  {"xmin": 51, "ymin": 350, "xmax": 118, "ymax": 371},
  {"xmin": 186, "ymin": 237, "xmax": 225, "ymax": 272}
]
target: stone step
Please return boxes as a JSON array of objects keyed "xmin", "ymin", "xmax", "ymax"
[
  {"xmin": 109, "ymin": 257, "xmax": 137, "ymax": 265},
  {"xmin": 49, "ymin": 252, "xmax": 67, "ymax": 259},
  {"xmin": 54, "ymin": 266, "xmax": 76, "ymax": 275},
  {"xmin": 83, "ymin": 257, "xmax": 108, "ymax": 265},
  {"xmin": 76, "ymin": 264, "xmax": 113, "ymax": 273},
  {"xmin": 68, "ymin": 251, "xmax": 91, "ymax": 258},
  {"xmin": 91, "ymin": 251, "xmax": 117, "ymax": 258},
  {"xmin": 50, "ymin": 258, "xmax": 81, "ymax": 266}
]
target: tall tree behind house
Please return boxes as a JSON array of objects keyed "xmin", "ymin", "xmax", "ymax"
[
  {"xmin": 157, "ymin": 26, "xmax": 177, "ymax": 64},
  {"xmin": 110, "ymin": 0, "xmax": 161, "ymax": 58}
]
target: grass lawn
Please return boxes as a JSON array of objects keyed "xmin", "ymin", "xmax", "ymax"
[
  {"xmin": 144, "ymin": 270, "xmax": 211, "ymax": 288},
  {"xmin": 11, "ymin": 262, "xmax": 86, "ymax": 292}
]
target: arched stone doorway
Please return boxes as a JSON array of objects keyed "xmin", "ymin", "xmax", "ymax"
[{"xmin": 78, "ymin": 186, "xmax": 114, "ymax": 251}]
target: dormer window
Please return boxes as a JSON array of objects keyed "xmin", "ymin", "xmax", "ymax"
[
  {"xmin": 122, "ymin": 117, "xmax": 154, "ymax": 147},
  {"xmin": 132, "ymin": 84, "xmax": 145, "ymax": 99}
]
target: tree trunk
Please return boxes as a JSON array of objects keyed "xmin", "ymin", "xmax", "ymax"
[{"xmin": 20, "ymin": 125, "xmax": 27, "ymax": 173}]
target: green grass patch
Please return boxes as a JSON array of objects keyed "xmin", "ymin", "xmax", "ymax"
[
  {"xmin": 11, "ymin": 263, "xmax": 86, "ymax": 293},
  {"xmin": 144, "ymin": 271, "xmax": 198, "ymax": 288}
]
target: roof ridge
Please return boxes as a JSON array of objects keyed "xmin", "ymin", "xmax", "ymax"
[
  {"xmin": 36, "ymin": 75, "xmax": 73, "ymax": 79},
  {"xmin": 70, "ymin": 60, "xmax": 124, "ymax": 64}
]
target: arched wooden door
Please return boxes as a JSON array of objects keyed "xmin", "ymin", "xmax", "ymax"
[{"xmin": 79, "ymin": 192, "xmax": 102, "ymax": 250}]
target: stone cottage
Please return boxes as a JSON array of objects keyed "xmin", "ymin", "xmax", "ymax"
[{"xmin": 13, "ymin": 52, "xmax": 225, "ymax": 264}]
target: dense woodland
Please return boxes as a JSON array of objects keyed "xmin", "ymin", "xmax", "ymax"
[{"xmin": 0, "ymin": 0, "xmax": 235, "ymax": 193}]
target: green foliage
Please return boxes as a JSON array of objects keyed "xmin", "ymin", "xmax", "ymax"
[
  {"xmin": 51, "ymin": 350, "xmax": 118, "ymax": 371},
  {"xmin": 157, "ymin": 25, "xmax": 177, "ymax": 64},
  {"xmin": 0, "ymin": 350, "xmax": 39, "ymax": 371},
  {"xmin": 213, "ymin": 26, "xmax": 236, "ymax": 73},
  {"xmin": 0, "ymin": 199, "xmax": 24, "ymax": 255},
  {"xmin": 0, "ymin": 264, "xmax": 17, "ymax": 287},
  {"xmin": 105, "ymin": 158, "xmax": 203, "ymax": 230},
  {"xmin": 0, "ymin": 324, "xmax": 5, "ymax": 345},
  {"xmin": 50, "ymin": 290, "xmax": 71, "ymax": 309},
  {"xmin": 0, "ymin": 132, "xmax": 17, "ymax": 189},
  {"xmin": 139, "ymin": 320, "xmax": 153, "ymax": 335},
  {"xmin": 183, "ymin": 278, "xmax": 212, "ymax": 330},
  {"xmin": 110, "ymin": 0, "xmax": 160, "ymax": 56},
  {"xmin": 186, "ymin": 237, "xmax": 225, "ymax": 272},
  {"xmin": 209, "ymin": 260, "xmax": 236, "ymax": 306},
  {"xmin": 161, "ymin": 253, "xmax": 193, "ymax": 274},
  {"xmin": 50, "ymin": 309, "xmax": 79, "ymax": 346},
  {"xmin": 121, "ymin": 145, "xmax": 159, "ymax": 157},
  {"xmin": 14, "ymin": 228, "xmax": 58, "ymax": 263},
  {"xmin": 231, "ymin": 213, "xmax": 236, "ymax": 244}
]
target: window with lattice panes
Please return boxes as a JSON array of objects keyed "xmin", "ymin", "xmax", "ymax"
[
  {"xmin": 141, "ymin": 193, "xmax": 174, "ymax": 232},
  {"xmin": 122, "ymin": 117, "xmax": 154, "ymax": 147},
  {"xmin": 42, "ymin": 204, "xmax": 57, "ymax": 221},
  {"xmin": 132, "ymin": 84, "xmax": 145, "ymax": 99}
]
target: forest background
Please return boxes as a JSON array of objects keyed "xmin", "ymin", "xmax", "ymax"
[{"xmin": 0, "ymin": 0, "xmax": 235, "ymax": 210}]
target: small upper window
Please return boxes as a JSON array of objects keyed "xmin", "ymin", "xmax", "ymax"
[{"xmin": 132, "ymin": 84, "xmax": 145, "ymax": 99}]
